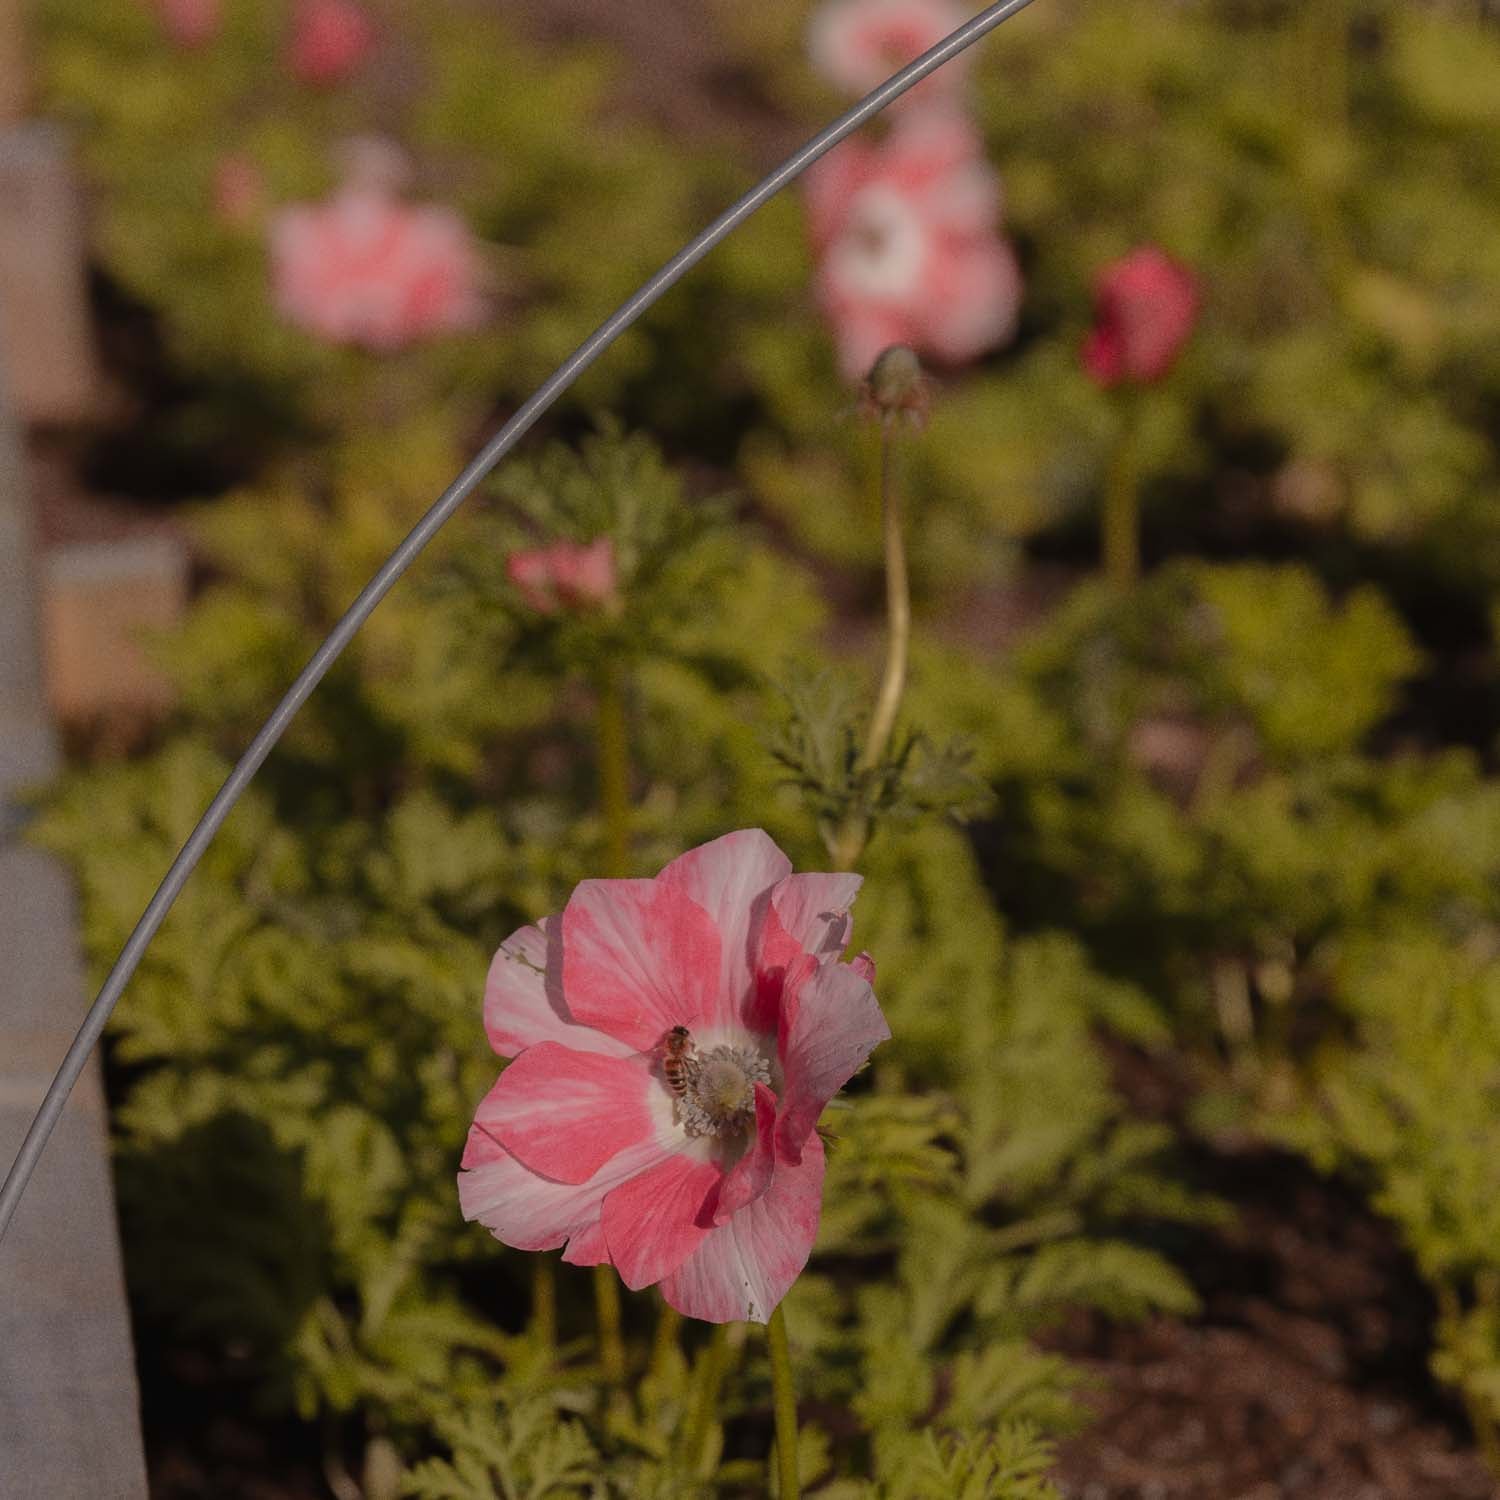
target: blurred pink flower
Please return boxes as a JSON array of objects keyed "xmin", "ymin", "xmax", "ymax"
[
  {"xmin": 213, "ymin": 155, "xmax": 264, "ymax": 229},
  {"xmin": 1081, "ymin": 247, "xmax": 1199, "ymax": 389},
  {"xmin": 269, "ymin": 183, "xmax": 486, "ymax": 351},
  {"xmin": 459, "ymin": 829, "xmax": 889, "ymax": 1324},
  {"xmin": 506, "ymin": 538, "xmax": 619, "ymax": 615},
  {"xmin": 154, "ymin": 0, "xmax": 219, "ymax": 48},
  {"xmin": 288, "ymin": 0, "xmax": 375, "ymax": 87},
  {"xmin": 808, "ymin": 0, "xmax": 969, "ymax": 109},
  {"xmin": 804, "ymin": 109, "xmax": 1021, "ymax": 379}
]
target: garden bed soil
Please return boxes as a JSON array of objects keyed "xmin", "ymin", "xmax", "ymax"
[{"xmin": 1044, "ymin": 1048, "xmax": 1494, "ymax": 1500}]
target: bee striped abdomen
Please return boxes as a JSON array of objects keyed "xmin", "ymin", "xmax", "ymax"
[{"xmin": 661, "ymin": 1025, "xmax": 697, "ymax": 1096}]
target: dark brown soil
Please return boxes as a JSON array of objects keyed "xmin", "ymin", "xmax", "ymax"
[
  {"xmin": 138, "ymin": 1351, "xmax": 325, "ymax": 1500},
  {"xmin": 1044, "ymin": 1049, "xmax": 1495, "ymax": 1499}
]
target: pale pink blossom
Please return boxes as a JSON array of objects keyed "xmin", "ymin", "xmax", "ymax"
[
  {"xmin": 804, "ymin": 109, "xmax": 1021, "ymax": 380},
  {"xmin": 506, "ymin": 538, "xmax": 619, "ymax": 615},
  {"xmin": 269, "ymin": 182, "xmax": 486, "ymax": 351},
  {"xmin": 154, "ymin": 0, "xmax": 219, "ymax": 48},
  {"xmin": 213, "ymin": 155, "xmax": 264, "ymax": 229},
  {"xmin": 808, "ymin": 0, "xmax": 969, "ymax": 110},
  {"xmin": 459, "ymin": 830, "xmax": 889, "ymax": 1324},
  {"xmin": 288, "ymin": 0, "xmax": 375, "ymax": 87},
  {"xmin": 1081, "ymin": 246, "xmax": 1199, "ymax": 388}
]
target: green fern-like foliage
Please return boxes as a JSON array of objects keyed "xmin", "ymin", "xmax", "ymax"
[
  {"xmin": 1275, "ymin": 934, "xmax": 1500, "ymax": 1446},
  {"xmin": 31, "ymin": 425, "xmax": 1214, "ymax": 1488}
]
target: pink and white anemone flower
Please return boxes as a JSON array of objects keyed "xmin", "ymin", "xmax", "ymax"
[
  {"xmin": 803, "ymin": 109, "xmax": 1022, "ymax": 381},
  {"xmin": 506, "ymin": 537, "xmax": 619, "ymax": 616},
  {"xmin": 269, "ymin": 169, "xmax": 487, "ymax": 352},
  {"xmin": 459, "ymin": 830, "xmax": 890, "ymax": 1325},
  {"xmin": 807, "ymin": 0, "xmax": 970, "ymax": 111}
]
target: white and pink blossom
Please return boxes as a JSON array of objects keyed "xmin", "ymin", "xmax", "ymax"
[
  {"xmin": 506, "ymin": 538, "xmax": 619, "ymax": 615},
  {"xmin": 459, "ymin": 830, "xmax": 889, "ymax": 1324},
  {"xmin": 808, "ymin": 0, "xmax": 969, "ymax": 110},
  {"xmin": 804, "ymin": 109, "xmax": 1021, "ymax": 380},
  {"xmin": 269, "ymin": 177, "xmax": 486, "ymax": 352}
]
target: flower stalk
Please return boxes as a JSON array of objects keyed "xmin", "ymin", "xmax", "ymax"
[
  {"xmin": 767, "ymin": 1304, "xmax": 801, "ymax": 1498},
  {"xmin": 681, "ymin": 1324, "xmax": 736, "ymax": 1477},
  {"xmin": 830, "ymin": 388, "xmax": 915, "ymax": 874},
  {"xmin": 593, "ymin": 656, "xmax": 632, "ymax": 1386},
  {"xmin": 861, "ymin": 415, "xmax": 910, "ymax": 774},
  {"xmin": 1102, "ymin": 393, "xmax": 1142, "ymax": 590},
  {"xmin": 532, "ymin": 1258, "xmax": 556, "ymax": 1357}
]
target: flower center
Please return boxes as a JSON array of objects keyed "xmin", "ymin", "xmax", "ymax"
[
  {"xmin": 835, "ymin": 186, "xmax": 926, "ymax": 299},
  {"xmin": 675, "ymin": 1042, "xmax": 770, "ymax": 1139}
]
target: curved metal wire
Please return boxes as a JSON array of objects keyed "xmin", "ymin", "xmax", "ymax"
[{"xmin": 0, "ymin": 0, "xmax": 1041, "ymax": 1241}]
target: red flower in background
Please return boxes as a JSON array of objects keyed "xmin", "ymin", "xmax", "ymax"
[
  {"xmin": 459, "ymin": 830, "xmax": 889, "ymax": 1324},
  {"xmin": 288, "ymin": 0, "xmax": 375, "ymax": 87},
  {"xmin": 1081, "ymin": 247, "xmax": 1199, "ymax": 389},
  {"xmin": 269, "ymin": 176, "xmax": 486, "ymax": 350},
  {"xmin": 807, "ymin": 0, "xmax": 969, "ymax": 110},
  {"xmin": 154, "ymin": 0, "xmax": 220, "ymax": 49},
  {"xmin": 803, "ymin": 110, "xmax": 1021, "ymax": 380},
  {"xmin": 506, "ymin": 538, "xmax": 619, "ymax": 615}
]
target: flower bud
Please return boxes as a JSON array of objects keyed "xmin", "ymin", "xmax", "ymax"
[{"xmin": 859, "ymin": 344, "xmax": 930, "ymax": 427}]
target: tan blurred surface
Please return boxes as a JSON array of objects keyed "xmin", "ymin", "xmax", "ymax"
[
  {"xmin": 0, "ymin": 321, "xmax": 148, "ymax": 1499},
  {"xmin": 0, "ymin": 123, "xmax": 98, "ymax": 424},
  {"xmin": 42, "ymin": 535, "xmax": 188, "ymax": 722}
]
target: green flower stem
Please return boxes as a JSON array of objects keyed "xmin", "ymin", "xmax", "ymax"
[
  {"xmin": 682, "ymin": 1324, "xmax": 735, "ymax": 1477},
  {"xmin": 649, "ymin": 1299, "xmax": 683, "ymax": 1391},
  {"xmin": 767, "ymin": 1304, "xmax": 800, "ymax": 1499},
  {"xmin": 831, "ymin": 416, "xmax": 911, "ymax": 873},
  {"xmin": 1291, "ymin": 0, "xmax": 1348, "ymax": 136},
  {"xmin": 598, "ymin": 658, "xmax": 631, "ymax": 880},
  {"xmin": 532, "ymin": 1258, "xmax": 556, "ymax": 1357},
  {"xmin": 861, "ymin": 417, "xmax": 910, "ymax": 774},
  {"xmin": 1102, "ymin": 395, "xmax": 1142, "ymax": 590},
  {"xmin": 593, "ymin": 657, "xmax": 633, "ymax": 1386},
  {"xmin": 592, "ymin": 1268, "xmax": 626, "ymax": 1385}
]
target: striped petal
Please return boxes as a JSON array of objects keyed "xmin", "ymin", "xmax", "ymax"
[
  {"xmin": 478, "ymin": 1043, "xmax": 659, "ymax": 1185},
  {"xmin": 659, "ymin": 1133, "xmax": 826, "ymax": 1325}
]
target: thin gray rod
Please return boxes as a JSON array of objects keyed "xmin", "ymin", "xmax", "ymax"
[{"xmin": 0, "ymin": 0, "xmax": 1039, "ymax": 1242}]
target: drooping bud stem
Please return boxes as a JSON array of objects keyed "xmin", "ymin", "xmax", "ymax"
[
  {"xmin": 828, "ymin": 347, "xmax": 922, "ymax": 874},
  {"xmin": 861, "ymin": 412, "xmax": 911, "ymax": 771}
]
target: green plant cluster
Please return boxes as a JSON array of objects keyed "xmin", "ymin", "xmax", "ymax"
[
  {"xmin": 29, "ymin": 0, "xmax": 1500, "ymax": 1487},
  {"xmin": 33, "ymin": 428, "xmax": 1204, "ymax": 1494},
  {"xmin": 44, "ymin": 1, "xmax": 1500, "ymax": 592},
  {"xmin": 720, "ymin": 0, "xmax": 1500, "ymax": 603},
  {"xmin": 34, "ymin": 0, "xmax": 808, "ymax": 464},
  {"xmin": 966, "ymin": 557, "xmax": 1500, "ymax": 1458}
]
